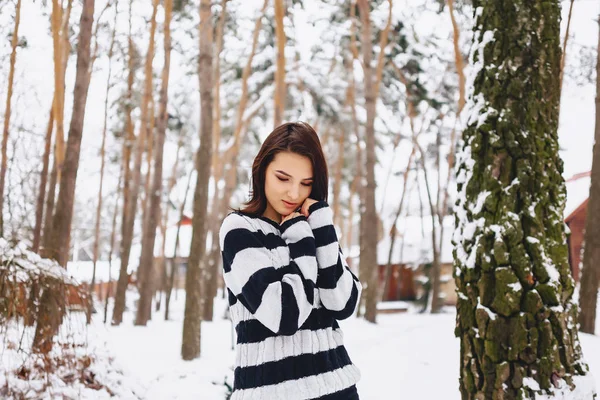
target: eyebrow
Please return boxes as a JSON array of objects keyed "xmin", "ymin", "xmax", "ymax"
[{"xmin": 275, "ymin": 170, "xmax": 313, "ymax": 181}]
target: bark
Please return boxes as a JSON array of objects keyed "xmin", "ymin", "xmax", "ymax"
[
  {"xmin": 135, "ymin": 0, "xmax": 172, "ymax": 326},
  {"xmin": 32, "ymin": 0, "xmax": 95, "ymax": 354},
  {"xmin": 156, "ymin": 138, "xmax": 182, "ymax": 313},
  {"xmin": 105, "ymin": 160, "xmax": 123, "ymax": 324},
  {"xmin": 559, "ymin": 0, "xmax": 575, "ymax": 99},
  {"xmin": 88, "ymin": 1, "xmax": 118, "ymax": 325},
  {"xmin": 51, "ymin": 0, "xmax": 73, "ymax": 188},
  {"xmin": 415, "ymin": 142, "xmax": 443, "ymax": 313},
  {"xmin": 200, "ymin": 0, "xmax": 268, "ymax": 322},
  {"xmin": 113, "ymin": 0, "xmax": 158, "ymax": 325},
  {"xmin": 447, "ymin": 0, "xmax": 466, "ymax": 114},
  {"xmin": 332, "ymin": 129, "xmax": 344, "ymax": 229},
  {"xmin": 44, "ymin": 0, "xmax": 95, "ymax": 267},
  {"xmin": 165, "ymin": 166, "xmax": 193, "ymax": 321},
  {"xmin": 0, "ymin": 0, "xmax": 22, "ymax": 236},
  {"xmin": 41, "ymin": 158, "xmax": 58, "ymax": 252},
  {"xmin": 211, "ymin": 0, "xmax": 228, "ymax": 189},
  {"xmin": 455, "ymin": 2, "xmax": 593, "ymax": 398},
  {"xmin": 32, "ymin": 280, "xmax": 65, "ymax": 354},
  {"xmin": 273, "ymin": 0, "xmax": 286, "ymax": 127},
  {"xmin": 33, "ymin": 101, "xmax": 54, "ymax": 253},
  {"xmin": 578, "ymin": 15, "xmax": 600, "ymax": 335},
  {"xmin": 357, "ymin": 0, "xmax": 389, "ymax": 324},
  {"xmin": 349, "ymin": 1, "xmax": 366, "ymax": 317},
  {"xmin": 181, "ymin": 0, "xmax": 214, "ymax": 360},
  {"xmin": 41, "ymin": 0, "xmax": 72, "ymax": 253}
]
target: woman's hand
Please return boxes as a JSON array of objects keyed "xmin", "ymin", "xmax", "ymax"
[
  {"xmin": 280, "ymin": 211, "xmax": 303, "ymax": 225},
  {"xmin": 299, "ymin": 198, "xmax": 318, "ymax": 217}
]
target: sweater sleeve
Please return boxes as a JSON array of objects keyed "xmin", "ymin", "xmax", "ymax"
[
  {"xmin": 219, "ymin": 212, "xmax": 318, "ymax": 335},
  {"xmin": 307, "ymin": 201, "xmax": 362, "ymax": 320}
]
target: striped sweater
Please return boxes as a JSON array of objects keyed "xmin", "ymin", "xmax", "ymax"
[{"xmin": 219, "ymin": 201, "xmax": 362, "ymax": 400}]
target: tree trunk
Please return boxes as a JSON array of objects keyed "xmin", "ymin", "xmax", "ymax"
[
  {"xmin": 211, "ymin": 0, "xmax": 228, "ymax": 177},
  {"xmin": 181, "ymin": 0, "xmax": 214, "ymax": 360},
  {"xmin": 165, "ymin": 166, "xmax": 194, "ymax": 321},
  {"xmin": 416, "ymin": 143, "xmax": 443, "ymax": 313},
  {"xmin": 578, "ymin": 16, "xmax": 600, "ymax": 335},
  {"xmin": 113, "ymin": 0, "xmax": 157, "ymax": 325},
  {"xmin": 200, "ymin": 0, "xmax": 268, "ymax": 322},
  {"xmin": 273, "ymin": 0, "xmax": 286, "ymax": 127},
  {"xmin": 357, "ymin": 0, "xmax": 382, "ymax": 324},
  {"xmin": 348, "ymin": 2, "xmax": 365, "ymax": 316},
  {"xmin": 33, "ymin": 101, "xmax": 54, "ymax": 253},
  {"xmin": 332, "ymin": 129, "xmax": 344, "ymax": 229},
  {"xmin": 41, "ymin": 0, "xmax": 72, "ymax": 254},
  {"xmin": 135, "ymin": 0, "xmax": 172, "ymax": 326},
  {"xmin": 156, "ymin": 138, "xmax": 182, "ymax": 313},
  {"xmin": 382, "ymin": 151, "xmax": 415, "ymax": 301},
  {"xmin": 32, "ymin": 0, "xmax": 95, "ymax": 354},
  {"xmin": 559, "ymin": 0, "xmax": 575, "ymax": 101},
  {"xmin": 105, "ymin": 159, "xmax": 123, "ymax": 324},
  {"xmin": 454, "ymin": 1, "xmax": 594, "ymax": 398},
  {"xmin": 88, "ymin": 2, "xmax": 118, "ymax": 325},
  {"xmin": 44, "ymin": 0, "xmax": 95, "ymax": 267},
  {"xmin": 51, "ymin": 0, "xmax": 72, "ymax": 189},
  {"xmin": 0, "ymin": 0, "xmax": 22, "ymax": 237}
]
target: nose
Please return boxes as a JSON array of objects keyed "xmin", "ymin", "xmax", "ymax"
[{"xmin": 287, "ymin": 185, "xmax": 300, "ymax": 201}]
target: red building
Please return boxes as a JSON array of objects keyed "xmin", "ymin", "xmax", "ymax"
[{"xmin": 564, "ymin": 171, "xmax": 591, "ymax": 283}]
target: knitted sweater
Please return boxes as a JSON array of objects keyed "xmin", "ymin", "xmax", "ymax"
[{"xmin": 219, "ymin": 201, "xmax": 362, "ymax": 400}]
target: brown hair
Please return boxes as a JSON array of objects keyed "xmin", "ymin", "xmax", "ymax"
[{"xmin": 236, "ymin": 121, "xmax": 329, "ymax": 217}]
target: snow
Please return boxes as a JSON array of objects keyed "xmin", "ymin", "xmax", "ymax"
[
  {"xmin": 564, "ymin": 173, "xmax": 591, "ymax": 220},
  {"xmin": 67, "ymin": 260, "xmax": 122, "ymax": 284},
  {"xmin": 4, "ymin": 291, "xmax": 599, "ymax": 399},
  {"xmin": 373, "ymin": 215, "xmax": 454, "ymax": 266}
]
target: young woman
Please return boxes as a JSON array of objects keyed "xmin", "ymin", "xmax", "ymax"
[{"xmin": 219, "ymin": 122, "xmax": 362, "ymax": 400}]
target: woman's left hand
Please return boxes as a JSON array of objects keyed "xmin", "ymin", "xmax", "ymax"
[{"xmin": 299, "ymin": 198, "xmax": 318, "ymax": 217}]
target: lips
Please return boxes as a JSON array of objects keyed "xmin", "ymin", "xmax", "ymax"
[{"xmin": 282, "ymin": 200, "xmax": 298, "ymax": 209}]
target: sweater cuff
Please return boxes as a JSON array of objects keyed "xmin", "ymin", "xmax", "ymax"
[
  {"xmin": 308, "ymin": 200, "xmax": 329, "ymax": 215},
  {"xmin": 279, "ymin": 214, "xmax": 308, "ymax": 234}
]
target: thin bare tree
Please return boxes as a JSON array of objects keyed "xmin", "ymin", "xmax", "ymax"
[
  {"xmin": 113, "ymin": 0, "xmax": 159, "ymax": 325},
  {"xmin": 356, "ymin": 0, "xmax": 392, "ymax": 323},
  {"xmin": 181, "ymin": 0, "xmax": 214, "ymax": 360},
  {"xmin": 0, "ymin": 0, "xmax": 22, "ymax": 236},
  {"xmin": 88, "ymin": 0, "xmax": 119, "ymax": 325},
  {"xmin": 273, "ymin": 0, "xmax": 287, "ymax": 127},
  {"xmin": 33, "ymin": 0, "xmax": 96, "ymax": 353},
  {"xmin": 135, "ymin": 0, "xmax": 173, "ymax": 326},
  {"xmin": 578, "ymin": 15, "xmax": 600, "ymax": 335}
]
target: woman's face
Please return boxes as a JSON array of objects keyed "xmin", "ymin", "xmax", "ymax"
[{"xmin": 263, "ymin": 151, "xmax": 313, "ymax": 221}]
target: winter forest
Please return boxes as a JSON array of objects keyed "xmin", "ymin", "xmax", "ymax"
[{"xmin": 1, "ymin": 0, "xmax": 600, "ymax": 398}]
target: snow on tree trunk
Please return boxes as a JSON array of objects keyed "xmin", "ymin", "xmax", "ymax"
[
  {"xmin": 454, "ymin": 1, "xmax": 596, "ymax": 398},
  {"xmin": 578, "ymin": 15, "xmax": 600, "ymax": 335},
  {"xmin": 181, "ymin": 0, "xmax": 214, "ymax": 360}
]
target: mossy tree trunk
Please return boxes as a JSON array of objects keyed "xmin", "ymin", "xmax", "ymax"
[{"xmin": 454, "ymin": 1, "xmax": 596, "ymax": 399}]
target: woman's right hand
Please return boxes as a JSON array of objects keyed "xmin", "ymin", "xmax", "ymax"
[{"xmin": 280, "ymin": 211, "xmax": 303, "ymax": 225}]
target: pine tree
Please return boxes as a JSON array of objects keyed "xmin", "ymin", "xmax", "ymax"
[{"xmin": 454, "ymin": 1, "xmax": 596, "ymax": 398}]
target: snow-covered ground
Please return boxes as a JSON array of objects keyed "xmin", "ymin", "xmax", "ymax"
[
  {"xmin": 4, "ymin": 289, "xmax": 589, "ymax": 399},
  {"xmin": 1, "ymin": 288, "xmax": 600, "ymax": 399}
]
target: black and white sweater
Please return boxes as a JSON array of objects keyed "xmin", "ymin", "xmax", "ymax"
[{"xmin": 219, "ymin": 201, "xmax": 362, "ymax": 400}]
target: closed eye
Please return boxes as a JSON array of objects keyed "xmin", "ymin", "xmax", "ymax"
[{"xmin": 277, "ymin": 176, "xmax": 312, "ymax": 186}]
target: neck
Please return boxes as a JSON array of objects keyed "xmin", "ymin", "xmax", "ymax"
[{"xmin": 262, "ymin": 203, "xmax": 281, "ymax": 224}]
